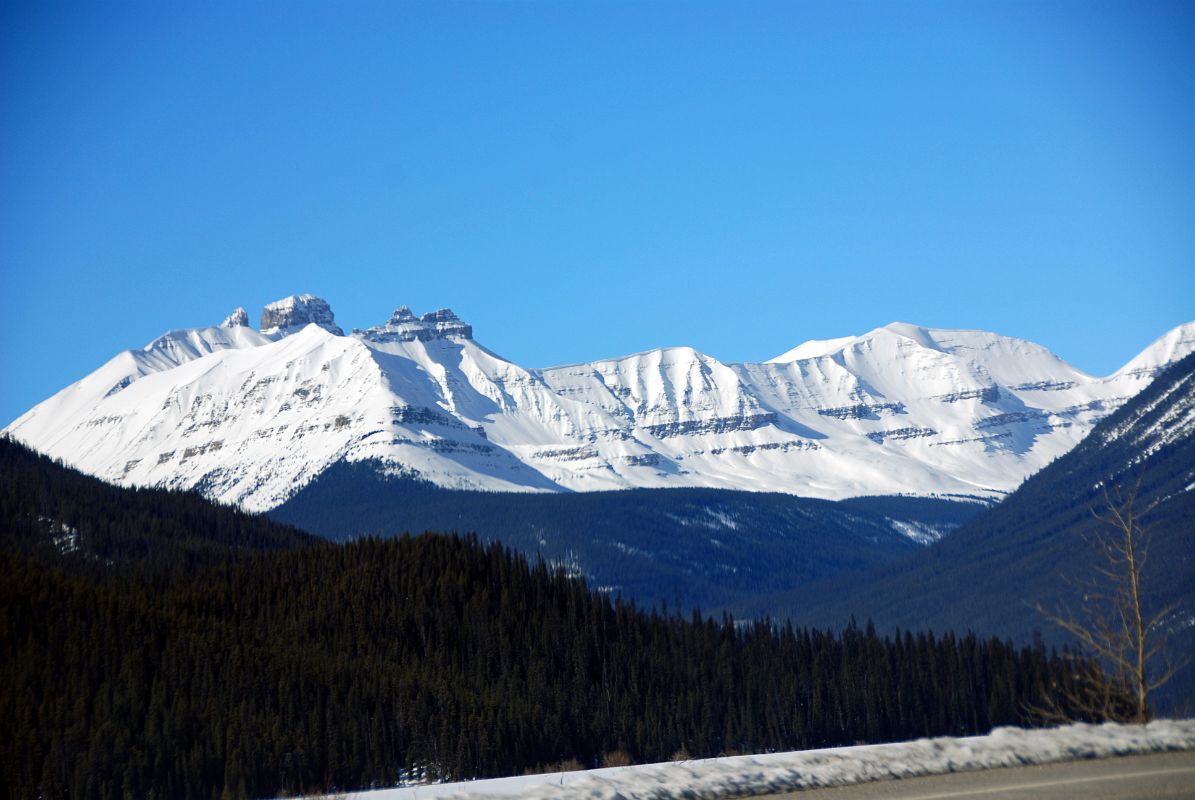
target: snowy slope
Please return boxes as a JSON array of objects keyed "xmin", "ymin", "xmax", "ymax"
[{"xmin": 6, "ymin": 295, "xmax": 1193, "ymax": 511}]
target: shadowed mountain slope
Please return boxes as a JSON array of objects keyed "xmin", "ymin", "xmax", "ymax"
[{"xmin": 270, "ymin": 467, "xmax": 985, "ymax": 613}]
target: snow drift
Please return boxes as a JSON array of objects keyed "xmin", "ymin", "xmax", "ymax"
[{"xmin": 318, "ymin": 720, "xmax": 1195, "ymax": 800}]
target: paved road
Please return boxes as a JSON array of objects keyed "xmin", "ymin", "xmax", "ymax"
[{"xmin": 756, "ymin": 750, "xmax": 1195, "ymax": 799}]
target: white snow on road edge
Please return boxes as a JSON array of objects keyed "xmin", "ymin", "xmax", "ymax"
[{"xmin": 314, "ymin": 720, "xmax": 1195, "ymax": 799}]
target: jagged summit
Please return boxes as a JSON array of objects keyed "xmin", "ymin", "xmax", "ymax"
[
  {"xmin": 221, "ymin": 307, "xmax": 250, "ymax": 328},
  {"xmin": 390, "ymin": 305, "xmax": 417, "ymax": 324},
  {"xmin": 217, "ymin": 297, "xmax": 474, "ymax": 342},
  {"xmin": 355, "ymin": 306, "xmax": 473, "ymax": 343},
  {"xmin": 260, "ymin": 294, "xmax": 343, "ymax": 336}
]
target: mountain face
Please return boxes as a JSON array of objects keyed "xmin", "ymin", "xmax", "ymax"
[
  {"xmin": 6, "ymin": 294, "xmax": 1193, "ymax": 512},
  {"xmin": 269, "ymin": 463, "xmax": 985, "ymax": 611},
  {"xmin": 746, "ymin": 351, "xmax": 1195, "ymax": 708}
]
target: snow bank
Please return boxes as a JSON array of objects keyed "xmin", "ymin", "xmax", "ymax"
[{"xmin": 324, "ymin": 720, "xmax": 1195, "ymax": 799}]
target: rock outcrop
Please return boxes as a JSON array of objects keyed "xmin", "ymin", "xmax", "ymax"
[
  {"xmin": 221, "ymin": 307, "xmax": 250, "ymax": 328},
  {"xmin": 260, "ymin": 295, "xmax": 343, "ymax": 336},
  {"xmin": 356, "ymin": 306, "xmax": 473, "ymax": 343}
]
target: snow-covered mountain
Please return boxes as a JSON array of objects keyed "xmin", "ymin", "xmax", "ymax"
[{"xmin": 6, "ymin": 294, "xmax": 1193, "ymax": 512}]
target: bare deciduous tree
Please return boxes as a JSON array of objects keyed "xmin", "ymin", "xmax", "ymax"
[{"xmin": 1032, "ymin": 475, "xmax": 1184, "ymax": 723}]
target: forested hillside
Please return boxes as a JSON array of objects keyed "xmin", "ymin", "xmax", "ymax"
[
  {"xmin": 0, "ymin": 436, "xmax": 313, "ymax": 569},
  {"xmin": 1, "ymin": 439, "xmax": 1085, "ymax": 799},
  {"xmin": 271, "ymin": 464, "xmax": 983, "ymax": 612}
]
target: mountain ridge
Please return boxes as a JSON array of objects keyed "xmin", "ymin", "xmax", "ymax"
[{"xmin": 7, "ymin": 294, "xmax": 1192, "ymax": 512}]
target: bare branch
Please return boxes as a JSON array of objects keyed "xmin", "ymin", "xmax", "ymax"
[{"xmin": 1032, "ymin": 471, "xmax": 1177, "ymax": 723}]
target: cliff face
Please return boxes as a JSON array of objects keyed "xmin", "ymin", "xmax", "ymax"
[{"xmin": 260, "ymin": 294, "xmax": 343, "ymax": 336}]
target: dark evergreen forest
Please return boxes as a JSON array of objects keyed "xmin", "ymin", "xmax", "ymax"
[
  {"xmin": 1, "ymin": 438, "xmax": 1089, "ymax": 799},
  {"xmin": 0, "ymin": 436, "xmax": 313, "ymax": 568}
]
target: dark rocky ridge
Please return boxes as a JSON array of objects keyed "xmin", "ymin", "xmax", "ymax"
[
  {"xmin": 356, "ymin": 305, "xmax": 473, "ymax": 343},
  {"xmin": 641, "ymin": 412, "xmax": 778, "ymax": 438}
]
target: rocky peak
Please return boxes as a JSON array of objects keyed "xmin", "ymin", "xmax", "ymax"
[
  {"xmin": 389, "ymin": 305, "xmax": 418, "ymax": 325},
  {"xmin": 260, "ymin": 294, "xmax": 344, "ymax": 336},
  {"xmin": 356, "ymin": 306, "xmax": 473, "ymax": 344},
  {"xmin": 221, "ymin": 307, "xmax": 250, "ymax": 328}
]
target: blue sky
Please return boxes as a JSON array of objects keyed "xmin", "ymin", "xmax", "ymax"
[{"xmin": 2, "ymin": 0, "xmax": 1193, "ymax": 426}]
